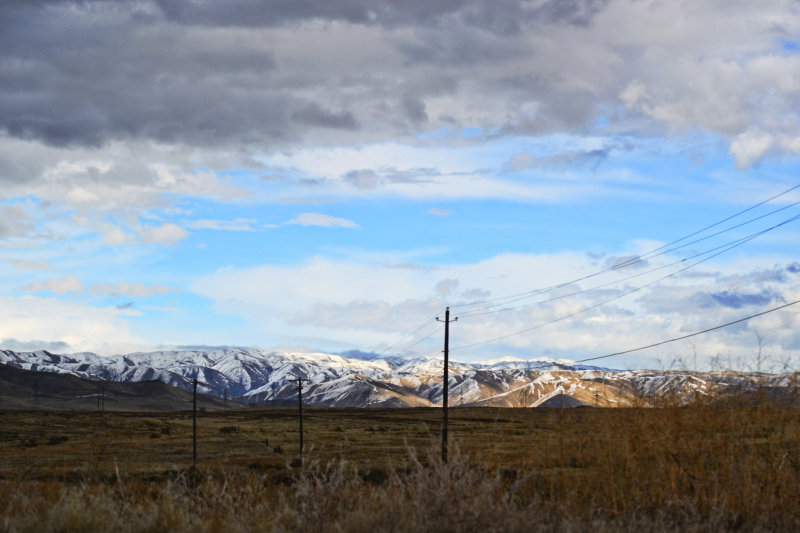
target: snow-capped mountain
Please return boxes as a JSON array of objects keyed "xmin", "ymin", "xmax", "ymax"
[{"xmin": 0, "ymin": 348, "xmax": 796, "ymax": 408}]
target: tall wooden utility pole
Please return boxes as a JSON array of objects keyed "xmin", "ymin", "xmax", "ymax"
[
  {"xmin": 293, "ymin": 377, "xmax": 308, "ymax": 467},
  {"xmin": 192, "ymin": 377, "xmax": 198, "ymax": 464},
  {"xmin": 436, "ymin": 307, "xmax": 457, "ymax": 463}
]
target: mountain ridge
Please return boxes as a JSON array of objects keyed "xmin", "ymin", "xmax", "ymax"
[{"xmin": 1, "ymin": 348, "xmax": 796, "ymax": 408}]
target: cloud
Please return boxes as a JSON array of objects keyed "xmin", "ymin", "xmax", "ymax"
[
  {"xmin": 10, "ymin": 260, "xmax": 49, "ymax": 270},
  {"xmin": 343, "ymin": 169, "xmax": 380, "ymax": 190},
  {"xmin": 0, "ymin": 205, "xmax": 35, "ymax": 240},
  {"xmin": 603, "ymin": 255, "xmax": 648, "ymax": 271},
  {"xmin": 140, "ymin": 223, "xmax": 189, "ymax": 245},
  {"xmin": 192, "ymin": 247, "xmax": 800, "ymax": 366},
  {"xmin": 90, "ymin": 282, "xmax": 176, "ymax": 298},
  {"xmin": 291, "ymin": 104, "xmax": 358, "ymax": 130},
  {"xmin": 93, "ymin": 221, "xmax": 189, "ymax": 246},
  {"xmin": 23, "ymin": 276, "xmax": 83, "ymax": 295},
  {"xmin": 436, "ymin": 278, "xmax": 459, "ymax": 297},
  {"xmin": 188, "ymin": 218, "xmax": 256, "ymax": 231},
  {"xmin": 708, "ymin": 289, "xmax": 784, "ymax": 309},
  {"xmin": 427, "ymin": 208, "xmax": 452, "ymax": 217},
  {"xmin": 0, "ymin": 295, "xmax": 149, "ymax": 355},
  {"xmin": 1, "ymin": 0, "xmax": 798, "ymax": 164},
  {"xmin": 0, "ymin": 338, "xmax": 72, "ymax": 353},
  {"xmin": 23, "ymin": 276, "xmax": 177, "ymax": 298},
  {"xmin": 730, "ymin": 131, "xmax": 774, "ymax": 168},
  {"xmin": 506, "ymin": 148, "xmax": 610, "ymax": 171},
  {"xmin": 285, "ymin": 213, "xmax": 360, "ymax": 229}
]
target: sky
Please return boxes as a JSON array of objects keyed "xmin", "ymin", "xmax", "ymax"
[{"xmin": 1, "ymin": 0, "xmax": 800, "ymax": 371}]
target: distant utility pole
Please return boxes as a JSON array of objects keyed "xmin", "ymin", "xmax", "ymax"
[
  {"xmin": 293, "ymin": 377, "xmax": 308, "ymax": 467},
  {"xmin": 96, "ymin": 386, "xmax": 105, "ymax": 413},
  {"xmin": 436, "ymin": 307, "xmax": 457, "ymax": 463},
  {"xmin": 192, "ymin": 377, "xmax": 198, "ymax": 464}
]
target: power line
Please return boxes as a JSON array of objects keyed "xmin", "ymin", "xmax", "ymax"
[
  {"xmin": 457, "ymin": 211, "xmax": 800, "ymax": 319},
  {"xmin": 576, "ymin": 298, "xmax": 800, "ymax": 363},
  {"xmin": 381, "ymin": 308, "xmax": 447, "ymax": 355},
  {"xmin": 450, "ymin": 213, "xmax": 800, "ymax": 351},
  {"xmin": 383, "ymin": 184, "xmax": 800, "ymax": 359},
  {"xmin": 450, "ymin": 183, "xmax": 800, "ymax": 312},
  {"xmin": 454, "ymin": 198, "xmax": 800, "ymax": 317},
  {"xmin": 393, "ymin": 323, "xmax": 444, "ymax": 356},
  {"xmin": 625, "ymin": 183, "xmax": 800, "ymax": 263}
]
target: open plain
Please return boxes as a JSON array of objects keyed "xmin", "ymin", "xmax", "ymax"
[{"xmin": 1, "ymin": 406, "xmax": 799, "ymax": 531}]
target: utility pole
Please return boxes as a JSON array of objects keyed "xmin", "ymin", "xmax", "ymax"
[
  {"xmin": 192, "ymin": 377, "xmax": 198, "ymax": 464},
  {"xmin": 293, "ymin": 377, "xmax": 308, "ymax": 467},
  {"xmin": 436, "ymin": 307, "xmax": 457, "ymax": 463}
]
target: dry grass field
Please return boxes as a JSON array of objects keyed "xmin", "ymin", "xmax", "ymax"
[{"xmin": 1, "ymin": 405, "xmax": 799, "ymax": 531}]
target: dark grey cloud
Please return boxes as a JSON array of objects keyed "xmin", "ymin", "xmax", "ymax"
[
  {"xmin": 155, "ymin": 0, "xmax": 608, "ymax": 31},
  {"xmin": 291, "ymin": 104, "xmax": 358, "ymax": 130},
  {"xmin": 155, "ymin": 0, "xmax": 467, "ymax": 28},
  {"xmin": 787, "ymin": 262, "xmax": 800, "ymax": 274},
  {"xmin": 0, "ymin": 0, "xmax": 798, "ymax": 167},
  {"xmin": 401, "ymin": 93, "xmax": 428, "ymax": 124},
  {"xmin": 707, "ymin": 289, "xmax": 783, "ymax": 309},
  {"xmin": 0, "ymin": 0, "xmax": 617, "ymax": 152},
  {"xmin": 343, "ymin": 169, "xmax": 379, "ymax": 190}
]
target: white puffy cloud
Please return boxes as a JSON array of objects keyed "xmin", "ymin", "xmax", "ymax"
[
  {"xmin": 193, "ymin": 250, "xmax": 800, "ymax": 368},
  {"xmin": 730, "ymin": 131, "xmax": 774, "ymax": 169},
  {"xmin": 0, "ymin": 295, "xmax": 149, "ymax": 355},
  {"xmin": 140, "ymin": 223, "xmax": 188, "ymax": 245}
]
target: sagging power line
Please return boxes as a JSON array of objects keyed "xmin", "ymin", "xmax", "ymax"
[
  {"xmin": 381, "ymin": 309, "xmax": 447, "ymax": 356},
  {"xmin": 383, "ymin": 183, "xmax": 800, "ymax": 360},
  {"xmin": 450, "ymin": 183, "xmax": 800, "ymax": 313},
  {"xmin": 456, "ymin": 211, "xmax": 800, "ymax": 320},
  {"xmin": 576, "ymin": 298, "xmax": 800, "ymax": 364},
  {"xmin": 451, "ymin": 212, "xmax": 800, "ymax": 351}
]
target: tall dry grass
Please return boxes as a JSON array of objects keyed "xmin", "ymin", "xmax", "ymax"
[{"xmin": 1, "ymin": 405, "xmax": 798, "ymax": 532}]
